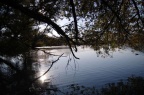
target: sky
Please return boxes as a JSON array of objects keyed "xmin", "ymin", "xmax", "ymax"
[{"xmin": 38, "ymin": 17, "xmax": 86, "ymax": 37}]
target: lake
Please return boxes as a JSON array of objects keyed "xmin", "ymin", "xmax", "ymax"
[{"xmin": 32, "ymin": 46, "xmax": 144, "ymax": 90}]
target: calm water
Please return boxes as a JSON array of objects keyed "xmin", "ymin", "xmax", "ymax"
[{"xmin": 33, "ymin": 46, "xmax": 144, "ymax": 89}]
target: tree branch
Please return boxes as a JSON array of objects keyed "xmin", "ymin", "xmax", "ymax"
[
  {"xmin": 0, "ymin": 57, "xmax": 19, "ymax": 72},
  {"xmin": 101, "ymin": 0, "xmax": 130, "ymax": 36},
  {"xmin": 131, "ymin": 0, "xmax": 144, "ymax": 26},
  {"xmin": 32, "ymin": 53, "xmax": 64, "ymax": 82},
  {"xmin": 42, "ymin": 50, "xmax": 67, "ymax": 57},
  {"xmin": 0, "ymin": 0, "xmax": 79, "ymax": 59},
  {"xmin": 70, "ymin": 0, "xmax": 79, "ymax": 45}
]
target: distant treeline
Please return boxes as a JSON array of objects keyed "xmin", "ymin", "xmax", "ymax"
[{"xmin": 34, "ymin": 35, "xmax": 67, "ymax": 47}]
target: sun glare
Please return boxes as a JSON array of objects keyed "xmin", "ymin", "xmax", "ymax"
[{"xmin": 40, "ymin": 75, "xmax": 47, "ymax": 82}]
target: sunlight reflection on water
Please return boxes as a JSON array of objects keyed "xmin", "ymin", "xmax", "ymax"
[
  {"xmin": 40, "ymin": 75, "xmax": 47, "ymax": 83},
  {"xmin": 34, "ymin": 46, "xmax": 144, "ymax": 88}
]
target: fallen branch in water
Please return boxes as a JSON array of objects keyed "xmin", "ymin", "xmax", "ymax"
[
  {"xmin": 42, "ymin": 50, "xmax": 67, "ymax": 57},
  {"xmin": 32, "ymin": 53, "xmax": 64, "ymax": 82}
]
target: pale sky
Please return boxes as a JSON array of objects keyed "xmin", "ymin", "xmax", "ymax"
[{"xmin": 38, "ymin": 17, "xmax": 86, "ymax": 37}]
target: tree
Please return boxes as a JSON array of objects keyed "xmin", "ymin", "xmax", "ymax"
[
  {"xmin": 0, "ymin": 2, "xmax": 38, "ymax": 55},
  {"xmin": 0, "ymin": 0, "xmax": 144, "ymax": 95},
  {"xmin": 0, "ymin": 0, "xmax": 144, "ymax": 76},
  {"xmin": 1, "ymin": 0, "xmax": 143, "ymax": 52},
  {"xmin": 76, "ymin": 0, "xmax": 144, "ymax": 51}
]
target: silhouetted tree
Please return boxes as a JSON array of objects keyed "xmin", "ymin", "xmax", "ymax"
[{"xmin": 0, "ymin": 0, "xmax": 144, "ymax": 95}]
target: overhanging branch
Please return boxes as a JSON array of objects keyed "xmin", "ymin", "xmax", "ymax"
[
  {"xmin": 0, "ymin": 0, "xmax": 79, "ymax": 59},
  {"xmin": 131, "ymin": 0, "xmax": 144, "ymax": 26},
  {"xmin": 70, "ymin": 0, "xmax": 79, "ymax": 45}
]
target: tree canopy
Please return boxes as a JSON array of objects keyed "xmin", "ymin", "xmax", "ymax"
[
  {"xmin": 0, "ymin": 0, "xmax": 144, "ymax": 95},
  {"xmin": 0, "ymin": 0, "xmax": 144, "ymax": 56}
]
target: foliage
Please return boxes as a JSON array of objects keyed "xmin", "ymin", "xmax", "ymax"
[
  {"xmin": 0, "ymin": 0, "xmax": 144, "ymax": 54},
  {"xmin": 0, "ymin": 2, "xmax": 36, "ymax": 55},
  {"xmin": 65, "ymin": 76, "xmax": 144, "ymax": 95},
  {"xmin": 0, "ymin": 0, "xmax": 144, "ymax": 95},
  {"xmin": 0, "ymin": 1, "xmax": 66, "ymax": 55}
]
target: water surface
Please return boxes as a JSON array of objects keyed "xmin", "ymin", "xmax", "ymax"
[{"xmin": 34, "ymin": 46, "xmax": 144, "ymax": 89}]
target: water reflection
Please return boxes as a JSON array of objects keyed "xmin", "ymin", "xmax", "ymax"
[
  {"xmin": 0, "ymin": 50, "xmax": 61, "ymax": 95},
  {"xmin": 39, "ymin": 73, "xmax": 47, "ymax": 83},
  {"xmin": 33, "ymin": 46, "xmax": 144, "ymax": 90},
  {"xmin": 0, "ymin": 46, "xmax": 144, "ymax": 95},
  {"xmin": 33, "ymin": 48, "xmax": 71, "ymax": 83}
]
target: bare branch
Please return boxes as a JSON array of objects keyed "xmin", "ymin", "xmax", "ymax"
[
  {"xmin": 42, "ymin": 50, "xmax": 67, "ymax": 57},
  {"xmin": 32, "ymin": 53, "xmax": 64, "ymax": 82}
]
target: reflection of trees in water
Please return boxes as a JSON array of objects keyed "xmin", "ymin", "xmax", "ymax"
[
  {"xmin": 0, "ymin": 46, "xmax": 144, "ymax": 95},
  {"xmin": 0, "ymin": 43, "xmax": 143, "ymax": 95},
  {"xmin": 83, "ymin": 29, "xmax": 144, "ymax": 57},
  {"xmin": 89, "ymin": 45, "xmax": 123, "ymax": 58},
  {"xmin": 93, "ymin": 45, "xmax": 114, "ymax": 58},
  {"xmin": 0, "ymin": 52, "xmax": 60, "ymax": 95},
  {"xmin": 91, "ymin": 44, "xmax": 144, "ymax": 58},
  {"xmin": 89, "ymin": 32, "xmax": 144, "ymax": 58},
  {"xmin": 63, "ymin": 76, "xmax": 144, "ymax": 95},
  {"xmin": 0, "ymin": 0, "xmax": 144, "ymax": 94},
  {"xmin": 0, "ymin": 47, "xmax": 73, "ymax": 95},
  {"xmin": 0, "ymin": 54, "xmax": 34, "ymax": 95}
]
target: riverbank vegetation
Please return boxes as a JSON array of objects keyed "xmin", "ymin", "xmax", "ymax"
[
  {"xmin": 64, "ymin": 76, "xmax": 144, "ymax": 95},
  {"xmin": 0, "ymin": 0, "xmax": 144, "ymax": 95}
]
